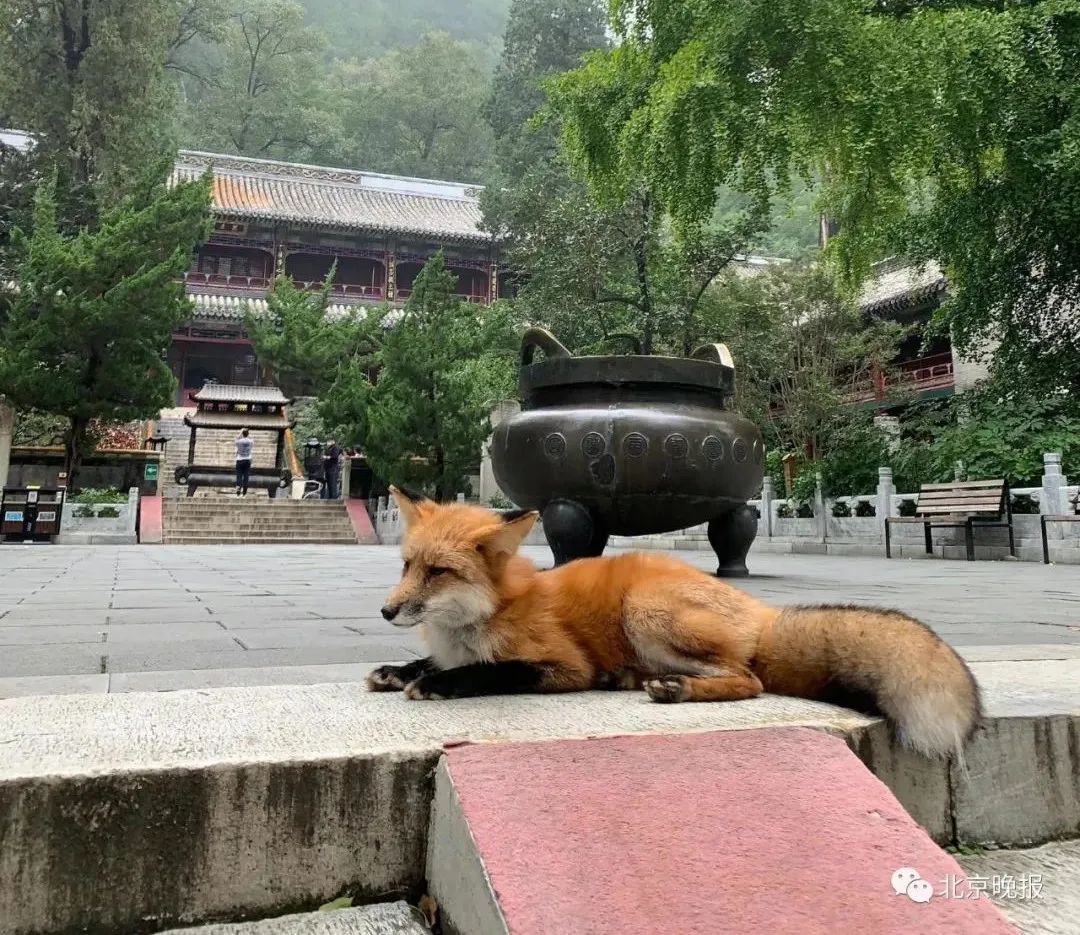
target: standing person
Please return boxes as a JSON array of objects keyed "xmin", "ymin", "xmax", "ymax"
[
  {"xmin": 235, "ymin": 428, "xmax": 254, "ymax": 497},
  {"xmin": 322, "ymin": 438, "xmax": 342, "ymax": 500}
]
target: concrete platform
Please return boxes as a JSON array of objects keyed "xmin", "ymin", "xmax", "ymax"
[
  {"xmin": 1, "ymin": 661, "xmax": 1078, "ymax": 934},
  {"xmin": 161, "ymin": 903, "xmax": 429, "ymax": 934},
  {"xmin": 428, "ymin": 729, "xmax": 1014, "ymax": 934}
]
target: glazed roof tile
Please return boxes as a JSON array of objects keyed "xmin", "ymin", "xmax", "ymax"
[
  {"xmin": 859, "ymin": 260, "xmax": 946, "ymax": 313},
  {"xmin": 173, "ymin": 150, "xmax": 489, "ymax": 243},
  {"xmin": 192, "ymin": 384, "xmax": 290, "ymax": 405}
]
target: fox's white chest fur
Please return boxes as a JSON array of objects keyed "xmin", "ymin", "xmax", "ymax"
[
  {"xmin": 419, "ymin": 588, "xmax": 499, "ymax": 670},
  {"xmin": 425, "ymin": 622, "xmax": 499, "ymax": 669}
]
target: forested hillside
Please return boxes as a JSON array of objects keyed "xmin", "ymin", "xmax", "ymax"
[{"xmin": 300, "ymin": 0, "xmax": 509, "ymax": 60}]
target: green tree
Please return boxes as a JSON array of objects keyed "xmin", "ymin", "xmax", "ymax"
[
  {"xmin": 174, "ymin": 0, "xmax": 331, "ymax": 159},
  {"xmin": 701, "ymin": 263, "xmax": 908, "ymax": 459},
  {"xmin": 0, "ymin": 0, "xmax": 189, "ymax": 224},
  {"xmin": 900, "ymin": 387, "xmax": 1080, "ymax": 489},
  {"xmin": 0, "ymin": 171, "xmax": 212, "ymax": 488},
  {"xmin": 486, "ymin": 0, "xmax": 609, "ymax": 180},
  {"xmin": 245, "ymin": 269, "xmax": 379, "ymax": 397},
  {"xmin": 548, "ymin": 0, "xmax": 1080, "ymax": 394},
  {"xmin": 324, "ymin": 253, "xmax": 515, "ymax": 500},
  {"xmin": 299, "ymin": 0, "xmax": 509, "ymax": 62},
  {"xmin": 482, "ymin": 0, "xmax": 771, "ymax": 356}
]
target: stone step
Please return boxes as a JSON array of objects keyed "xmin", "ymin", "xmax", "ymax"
[
  {"xmin": 163, "ymin": 537, "xmax": 358, "ymax": 545},
  {"xmin": 428, "ymin": 729, "xmax": 1015, "ymax": 935},
  {"xmin": 164, "ymin": 528, "xmax": 357, "ymax": 536},
  {"xmin": 164, "ymin": 502, "xmax": 348, "ymax": 510},
  {"xmin": 164, "ymin": 529, "xmax": 356, "ymax": 535},
  {"xmin": 160, "ymin": 902, "xmax": 430, "ymax": 934}
]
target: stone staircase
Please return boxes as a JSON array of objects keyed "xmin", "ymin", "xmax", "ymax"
[{"xmin": 162, "ymin": 499, "xmax": 359, "ymax": 545}]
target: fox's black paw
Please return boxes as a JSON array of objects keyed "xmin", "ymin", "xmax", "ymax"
[
  {"xmin": 403, "ymin": 676, "xmax": 447, "ymax": 701},
  {"xmin": 645, "ymin": 675, "xmax": 690, "ymax": 703},
  {"xmin": 365, "ymin": 665, "xmax": 409, "ymax": 692}
]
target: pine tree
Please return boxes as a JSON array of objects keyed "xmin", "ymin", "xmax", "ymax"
[
  {"xmin": 245, "ymin": 267, "xmax": 378, "ymax": 398},
  {"xmin": 486, "ymin": 0, "xmax": 609, "ymax": 181},
  {"xmin": 336, "ymin": 253, "xmax": 515, "ymax": 500},
  {"xmin": 0, "ymin": 170, "xmax": 212, "ymax": 488}
]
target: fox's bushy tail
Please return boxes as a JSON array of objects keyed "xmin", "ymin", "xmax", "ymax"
[{"xmin": 754, "ymin": 605, "xmax": 982, "ymax": 758}]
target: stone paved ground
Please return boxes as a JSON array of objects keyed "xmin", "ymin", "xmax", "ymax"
[{"xmin": 0, "ymin": 543, "xmax": 1077, "ymax": 698}]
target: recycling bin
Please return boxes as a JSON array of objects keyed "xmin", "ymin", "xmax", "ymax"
[{"xmin": 1, "ymin": 486, "xmax": 66, "ymax": 543}]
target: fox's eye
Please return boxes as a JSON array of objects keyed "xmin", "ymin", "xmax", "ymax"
[
  {"xmin": 429, "ymin": 566, "xmax": 450, "ymax": 578},
  {"xmin": 402, "ymin": 560, "xmax": 411, "ymax": 575}
]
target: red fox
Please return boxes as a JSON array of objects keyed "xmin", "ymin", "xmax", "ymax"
[{"xmin": 367, "ymin": 487, "xmax": 982, "ymax": 758}]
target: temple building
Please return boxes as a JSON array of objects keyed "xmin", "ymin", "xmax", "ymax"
[
  {"xmin": 855, "ymin": 258, "xmax": 989, "ymax": 407},
  {"xmin": 169, "ymin": 150, "xmax": 506, "ymax": 405}
]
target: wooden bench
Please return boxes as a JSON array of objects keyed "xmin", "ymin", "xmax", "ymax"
[
  {"xmin": 1040, "ymin": 490, "xmax": 1080, "ymax": 564},
  {"xmin": 885, "ymin": 479, "xmax": 1015, "ymax": 560}
]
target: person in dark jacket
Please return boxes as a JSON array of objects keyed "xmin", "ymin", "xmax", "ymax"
[{"xmin": 322, "ymin": 439, "xmax": 342, "ymax": 499}]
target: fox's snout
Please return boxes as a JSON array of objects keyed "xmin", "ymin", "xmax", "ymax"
[{"xmin": 380, "ymin": 597, "xmax": 424, "ymax": 626}]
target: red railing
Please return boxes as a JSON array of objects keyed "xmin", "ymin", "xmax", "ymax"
[
  {"xmin": 184, "ymin": 272, "xmax": 272, "ymax": 291},
  {"xmin": 291, "ymin": 280, "xmax": 385, "ymax": 299},
  {"xmin": 845, "ymin": 352, "xmax": 955, "ymax": 403},
  {"xmin": 395, "ymin": 288, "xmax": 488, "ymax": 305}
]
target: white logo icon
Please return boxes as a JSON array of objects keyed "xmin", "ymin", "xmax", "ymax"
[{"xmin": 891, "ymin": 867, "xmax": 934, "ymax": 903}]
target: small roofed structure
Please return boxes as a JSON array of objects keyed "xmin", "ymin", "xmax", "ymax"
[{"xmin": 176, "ymin": 384, "xmax": 295, "ymax": 497}]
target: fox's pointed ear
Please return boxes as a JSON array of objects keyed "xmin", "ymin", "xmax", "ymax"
[
  {"xmin": 389, "ymin": 485, "xmax": 433, "ymax": 529},
  {"xmin": 476, "ymin": 509, "xmax": 539, "ymax": 557}
]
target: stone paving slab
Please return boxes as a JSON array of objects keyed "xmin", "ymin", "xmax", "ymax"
[
  {"xmin": 0, "ymin": 644, "xmax": 106, "ymax": 677},
  {"xmin": 0, "ymin": 673, "xmax": 109, "ymax": 699},
  {"xmin": 0, "ymin": 544, "xmax": 1076, "ymax": 692},
  {"xmin": 0, "ymin": 624, "xmax": 106, "ymax": 645},
  {"xmin": 958, "ymin": 840, "xmax": 1080, "ymax": 935},
  {"xmin": 105, "ymin": 662, "xmax": 387, "ymax": 694},
  {"xmin": 0, "ymin": 667, "xmax": 1074, "ymax": 934},
  {"xmin": 160, "ymin": 902, "xmax": 430, "ymax": 935}
]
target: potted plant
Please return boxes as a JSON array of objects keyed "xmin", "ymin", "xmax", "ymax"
[{"xmin": 491, "ymin": 328, "xmax": 764, "ymax": 576}]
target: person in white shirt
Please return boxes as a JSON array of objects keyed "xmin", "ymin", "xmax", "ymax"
[{"xmin": 235, "ymin": 428, "xmax": 254, "ymax": 496}]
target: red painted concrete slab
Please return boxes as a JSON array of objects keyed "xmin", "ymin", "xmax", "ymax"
[
  {"xmin": 138, "ymin": 495, "xmax": 162, "ymax": 544},
  {"xmin": 345, "ymin": 498, "xmax": 379, "ymax": 544},
  {"xmin": 444, "ymin": 728, "xmax": 1016, "ymax": 934}
]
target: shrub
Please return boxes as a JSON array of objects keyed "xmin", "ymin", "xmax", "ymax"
[
  {"xmin": 776, "ymin": 501, "xmax": 794, "ymax": 519},
  {"xmin": 854, "ymin": 499, "xmax": 876, "ymax": 517},
  {"xmin": 898, "ymin": 498, "xmax": 918, "ymax": 517},
  {"xmin": 1011, "ymin": 494, "xmax": 1039, "ymax": 515},
  {"xmin": 790, "ymin": 464, "xmax": 819, "ymax": 511},
  {"xmin": 72, "ymin": 488, "xmax": 127, "ymax": 504},
  {"xmin": 795, "ymin": 502, "xmax": 814, "ymax": 518},
  {"xmin": 831, "ymin": 500, "xmax": 852, "ymax": 517}
]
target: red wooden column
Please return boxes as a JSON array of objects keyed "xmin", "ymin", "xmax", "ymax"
[{"xmin": 872, "ymin": 363, "xmax": 887, "ymax": 402}]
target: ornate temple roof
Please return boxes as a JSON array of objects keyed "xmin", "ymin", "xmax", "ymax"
[
  {"xmin": 173, "ymin": 150, "xmax": 489, "ymax": 244},
  {"xmin": 859, "ymin": 259, "xmax": 947, "ymax": 314},
  {"xmin": 193, "ymin": 384, "xmax": 290, "ymax": 405},
  {"xmin": 0, "ymin": 128, "xmax": 32, "ymax": 152}
]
